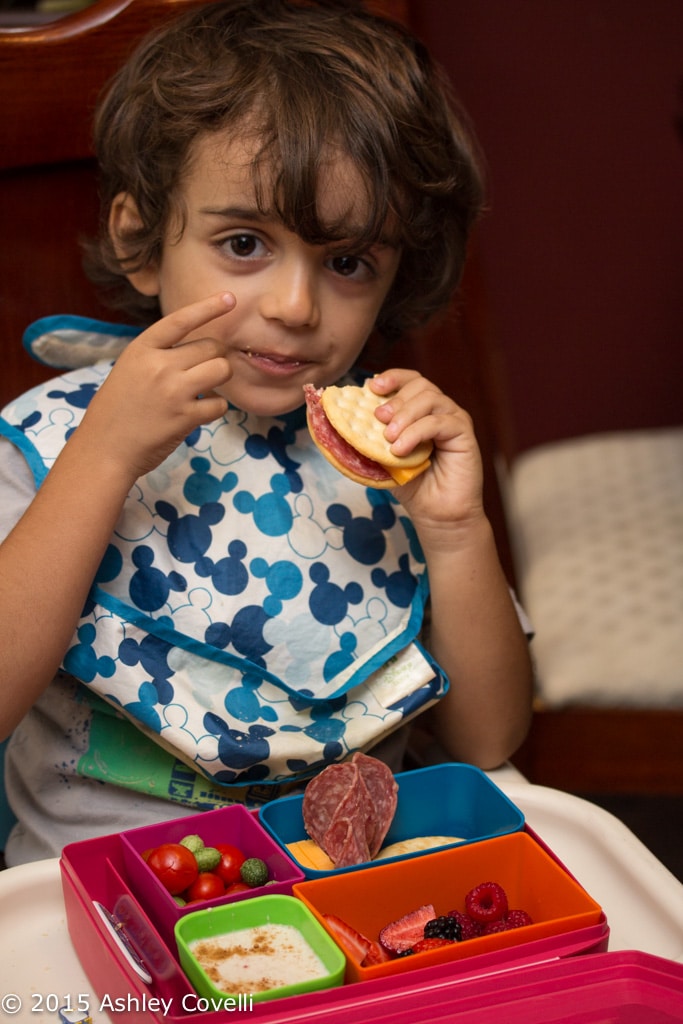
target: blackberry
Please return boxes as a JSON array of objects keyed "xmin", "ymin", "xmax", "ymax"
[
  {"xmin": 395, "ymin": 947, "xmax": 415, "ymax": 957},
  {"xmin": 423, "ymin": 915, "xmax": 462, "ymax": 942}
]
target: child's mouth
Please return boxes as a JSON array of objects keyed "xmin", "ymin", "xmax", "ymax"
[{"xmin": 244, "ymin": 348, "xmax": 311, "ymax": 376}]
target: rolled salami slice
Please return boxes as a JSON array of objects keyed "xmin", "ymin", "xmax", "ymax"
[
  {"xmin": 301, "ymin": 752, "xmax": 398, "ymax": 867},
  {"xmin": 352, "ymin": 751, "xmax": 399, "ymax": 857}
]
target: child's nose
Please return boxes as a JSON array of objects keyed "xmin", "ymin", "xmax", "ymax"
[{"xmin": 260, "ymin": 259, "xmax": 320, "ymax": 328}]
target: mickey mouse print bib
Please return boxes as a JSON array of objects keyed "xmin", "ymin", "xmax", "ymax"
[{"xmin": 0, "ymin": 316, "xmax": 448, "ymax": 786}]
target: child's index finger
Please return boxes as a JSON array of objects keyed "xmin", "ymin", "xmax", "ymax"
[{"xmin": 144, "ymin": 292, "xmax": 236, "ymax": 350}]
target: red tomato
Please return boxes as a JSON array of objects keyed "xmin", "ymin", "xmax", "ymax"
[
  {"xmin": 184, "ymin": 871, "xmax": 226, "ymax": 903},
  {"xmin": 213, "ymin": 843, "xmax": 246, "ymax": 885},
  {"xmin": 146, "ymin": 842, "xmax": 198, "ymax": 895},
  {"xmin": 225, "ymin": 881, "xmax": 252, "ymax": 894}
]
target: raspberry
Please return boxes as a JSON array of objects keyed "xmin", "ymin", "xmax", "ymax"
[
  {"xmin": 481, "ymin": 919, "xmax": 509, "ymax": 935},
  {"xmin": 424, "ymin": 915, "xmax": 462, "ymax": 942},
  {"xmin": 482, "ymin": 909, "xmax": 533, "ymax": 934},
  {"xmin": 464, "ymin": 881, "xmax": 509, "ymax": 923},
  {"xmin": 503, "ymin": 909, "xmax": 533, "ymax": 929},
  {"xmin": 447, "ymin": 909, "xmax": 482, "ymax": 941}
]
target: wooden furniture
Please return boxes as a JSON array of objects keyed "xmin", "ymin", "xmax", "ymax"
[
  {"xmin": 1, "ymin": 0, "xmax": 213, "ymax": 410},
  {"xmin": 508, "ymin": 427, "xmax": 683, "ymax": 796}
]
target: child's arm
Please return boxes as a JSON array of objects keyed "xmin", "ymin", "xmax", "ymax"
[
  {"xmin": 370, "ymin": 370, "xmax": 534, "ymax": 770},
  {"xmin": 0, "ymin": 293, "xmax": 234, "ymax": 739}
]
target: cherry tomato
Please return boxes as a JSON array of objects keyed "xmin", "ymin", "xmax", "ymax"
[
  {"xmin": 146, "ymin": 842, "xmax": 199, "ymax": 895},
  {"xmin": 184, "ymin": 871, "xmax": 226, "ymax": 903},
  {"xmin": 213, "ymin": 843, "xmax": 246, "ymax": 885},
  {"xmin": 225, "ymin": 881, "xmax": 252, "ymax": 894}
]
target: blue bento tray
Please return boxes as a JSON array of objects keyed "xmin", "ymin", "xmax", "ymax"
[{"xmin": 259, "ymin": 761, "xmax": 525, "ymax": 878}]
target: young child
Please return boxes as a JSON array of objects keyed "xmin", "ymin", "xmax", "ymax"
[{"xmin": 0, "ymin": 0, "xmax": 532, "ymax": 864}]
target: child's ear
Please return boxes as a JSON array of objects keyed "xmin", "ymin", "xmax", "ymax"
[{"xmin": 108, "ymin": 192, "xmax": 160, "ymax": 297}]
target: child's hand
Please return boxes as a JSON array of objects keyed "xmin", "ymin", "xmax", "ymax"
[
  {"xmin": 369, "ymin": 369, "xmax": 485, "ymax": 537},
  {"xmin": 79, "ymin": 292, "xmax": 235, "ymax": 481}
]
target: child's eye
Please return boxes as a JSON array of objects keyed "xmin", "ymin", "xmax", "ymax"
[
  {"xmin": 328, "ymin": 254, "xmax": 374, "ymax": 281},
  {"xmin": 223, "ymin": 233, "xmax": 267, "ymax": 259}
]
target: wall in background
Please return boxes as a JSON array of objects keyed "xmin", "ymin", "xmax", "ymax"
[{"xmin": 413, "ymin": 0, "xmax": 683, "ymax": 455}]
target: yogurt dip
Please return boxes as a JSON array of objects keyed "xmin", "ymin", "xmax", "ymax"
[{"xmin": 190, "ymin": 923, "xmax": 328, "ymax": 995}]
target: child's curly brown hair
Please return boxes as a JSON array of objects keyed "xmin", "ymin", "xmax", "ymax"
[{"xmin": 87, "ymin": 0, "xmax": 485, "ymax": 341}]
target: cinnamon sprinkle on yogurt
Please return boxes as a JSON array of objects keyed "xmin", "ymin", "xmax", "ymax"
[{"xmin": 190, "ymin": 923, "xmax": 328, "ymax": 995}]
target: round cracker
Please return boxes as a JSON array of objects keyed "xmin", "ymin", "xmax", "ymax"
[
  {"xmin": 374, "ymin": 835, "xmax": 463, "ymax": 859},
  {"xmin": 321, "ymin": 381, "xmax": 433, "ymax": 469},
  {"xmin": 306, "ymin": 407, "xmax": 395, "ymax": 488}
]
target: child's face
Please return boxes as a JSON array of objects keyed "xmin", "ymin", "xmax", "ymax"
[{"xmin": 126, "ymin": 132, "xmax": 401, "ymax": 417}]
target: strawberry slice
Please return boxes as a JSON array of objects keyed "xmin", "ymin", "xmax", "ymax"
[
  {"xmin": 378, "ymin": 904, "xmax": 437, "ymax": 954},
  {"xmin": 412, "ymin": 937, "xmax": 454, "ymax": 954},
  {"xmin": 323, "ymin": 913, "xmax": 372, "ymax": 962},
  {"xmin": 361, "ymin": 939, "xmax": 392, "ymax": 966}
]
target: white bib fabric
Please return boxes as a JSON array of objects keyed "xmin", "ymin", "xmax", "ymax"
[{"xmin": 1, "ymin": 316, "xmax": 448, "ymax": 788}]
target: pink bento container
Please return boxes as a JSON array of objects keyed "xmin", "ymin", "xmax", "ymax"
[
  {"xmin": 60, "ymin": 817, "xmax": 613, "ymax": 1024},
  {"xmin": 118, "ymin": 804, "xmax": 304, "ymax": 946}
]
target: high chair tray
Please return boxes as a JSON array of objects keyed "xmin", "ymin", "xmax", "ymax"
[{"xmin": 1, "ymin": 782, "xmax": 682, "ymax": 1023}]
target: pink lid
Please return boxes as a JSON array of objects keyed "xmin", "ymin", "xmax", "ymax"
[{"xmin": 372, "ymin": 951, "xmax": 683, "ymax": 1023}]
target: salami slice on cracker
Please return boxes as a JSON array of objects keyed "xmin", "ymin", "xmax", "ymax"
[{"xmin": 304, "ymin": 381, "xmax": 433, "ymax": 487}]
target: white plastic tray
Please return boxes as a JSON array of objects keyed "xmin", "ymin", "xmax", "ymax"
[
  {"xmin": 503, "ymin": 782, "xmax": 683, "ymax": 962},
  {"xmin": 1, "ymin": 782, "xmax": 682, "ymax": 1023},
  {"xmin": 0, "ymin": 858, "xmax": 109, "ymax": 1023}
]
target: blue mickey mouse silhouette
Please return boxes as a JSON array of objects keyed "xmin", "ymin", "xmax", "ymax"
[
  {"xmin": 129, "ymin": 545, "xmax": 187, "ymax": 611},
  {"xmin": 308, "ymin": 563, "xmax": 363, "ymax": 626},
  {"xmin": 288, "ymin": 688, "xmax": 348, "ymax": 748},
  {"xmin": 118, "ymin": 631, "xmax": 176, "ymax": 705},
  {"xmin": 323, "ymin": 632, "xmax": 357, "ymax": 680},
  {"xmin": 223, "ymin": 673, "xmax": 271, "ymax": 723},
  {"xmin": 155, "ymin": 499, "xmax": 225, "ymax": 564},
  {"xmin": 47, "ymin": 381, "xmax": 98, "ymax": 409},
  {"xmin": 250, "ymin": 556, "xmax": 303, "ymax": 616},
  {"xmin": 63, "ymin": 623, "xmax": 116, "ymax": 682},
  {"xmin": 262, "ymin": 610, "xmax": 330, "ymax": 687},
  {"xmin": 199, "ymin": 632, "xmax": 279, "ymax": 725},
  {"xmin": 204, "ymin": 604, "xmax": 272, "ymax": 666},
  {"xmin": 183, "ymin": 456, "xmax": 238, "ymax": 507},
  {"xmin": 371, "ymin": 552, "xmax": 419, "ymax": 608},
  {"xmin": 326, "ymin": 497, "xmax": 397, "ymax": 565},
  {"xmin": 121, "ymin": 681, "xmax": 164, "ymax": 732},
  {"xmin": 233, "ymin": 472, "xmax": 293, "ymax": 536},
  {"xmin": 245, "ymin": 423, "xmax": 304, "ymax": 493},
  {"xmin": 196, "ymin": 538, "xmax": 250, "ymax": 597},
  {"xmin": 203, "ymin": 714, "xmax": 275, "ymax": 782},
  {"xmin": 205, "ymin": 621, "xmax": 230, "ymax": 649},
  {"xmin": 283, "ymin": 691, "xmax": 347, "ymax": 774}
]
